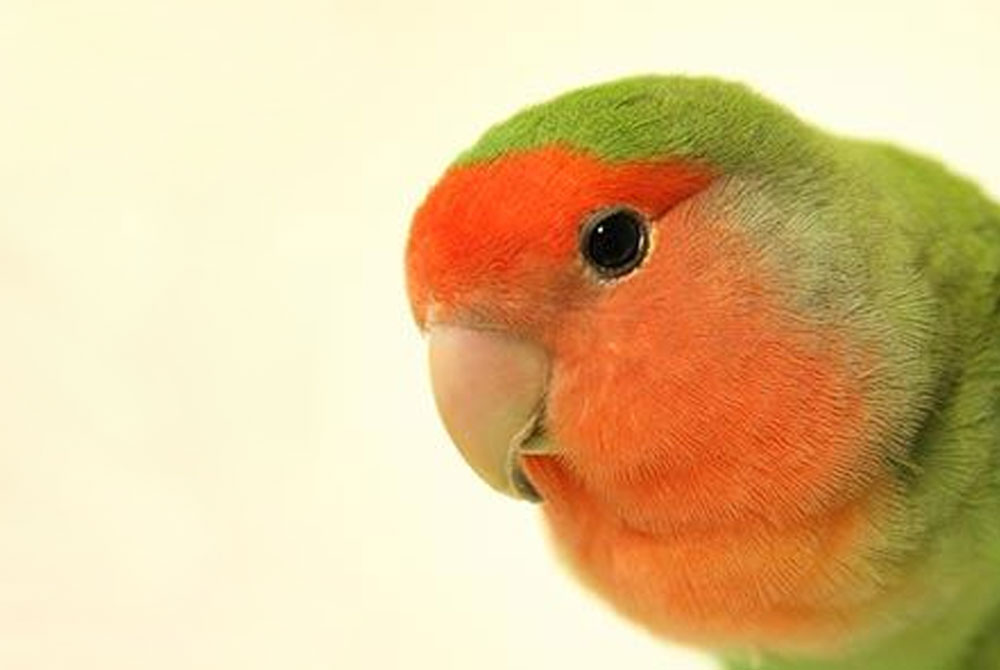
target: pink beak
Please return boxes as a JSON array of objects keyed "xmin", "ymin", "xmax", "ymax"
[{"xmin": 427, "ymin": 326, "xmax": 552, "ymax": 501}]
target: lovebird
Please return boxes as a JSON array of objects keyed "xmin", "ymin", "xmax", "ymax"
[{"xmin": 404, "ymin": 76, "xmax": 1000, "ymax": 670}]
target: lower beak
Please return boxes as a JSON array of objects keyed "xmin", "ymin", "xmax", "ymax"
[{"xmin": 427, "ymin": 326, "xmax": 551, "ymax": 501}]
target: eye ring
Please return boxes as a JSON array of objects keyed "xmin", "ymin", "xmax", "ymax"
[{"xmin": 578, "ymin": 205, "xmax": 650, "ymax": 279}]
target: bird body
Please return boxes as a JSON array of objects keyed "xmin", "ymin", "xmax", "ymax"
[{"xmin": 406, "ymin": 76, "xmax": 1000, "ymax": 669}]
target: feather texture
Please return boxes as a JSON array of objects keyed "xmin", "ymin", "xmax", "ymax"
[{"xmin": 406, "ymin": 76, "xmax": 1000, "ymax": 669}]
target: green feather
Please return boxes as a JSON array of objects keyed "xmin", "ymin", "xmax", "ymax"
[{"xmin": 459, "ymin": 76, "xmax": 1000, "ymax": 670}]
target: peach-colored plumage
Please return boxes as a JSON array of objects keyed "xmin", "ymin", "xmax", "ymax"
[{"xmin": 407, "ymin": 145, "xmax": 896, "ymax": 650}]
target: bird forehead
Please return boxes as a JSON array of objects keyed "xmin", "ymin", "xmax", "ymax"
[{"xmin": 406, "ymin": 145, "xmax": 714, "ymax": 320}]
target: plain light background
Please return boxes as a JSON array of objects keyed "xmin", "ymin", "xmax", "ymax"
[{"xmin": 0, "ymin": 1, "xmax": 997, "ymax": 668}]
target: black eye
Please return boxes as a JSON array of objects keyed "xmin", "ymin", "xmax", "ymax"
[{"xmin": 580, "ymin": 206, "xmax": 649, "ymax": 278}]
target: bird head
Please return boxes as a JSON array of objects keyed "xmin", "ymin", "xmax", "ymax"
[{"xmin": 405, "ymin": 76, "xmax": 939, "ymax": 651}]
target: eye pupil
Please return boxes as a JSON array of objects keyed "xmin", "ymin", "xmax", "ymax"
[{"xmin": 581, "ymin": 207, "xmax": 648, "ymax": 277}]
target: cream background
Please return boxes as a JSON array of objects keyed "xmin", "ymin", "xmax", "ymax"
[{"xmin": 0, "ymin": 1, "xmax": 997, "ymax": 668}]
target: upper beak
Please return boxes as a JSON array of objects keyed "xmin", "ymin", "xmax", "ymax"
[{"xmin": 427, "ymin": 325, "xmax": 553, "ymax": 501}]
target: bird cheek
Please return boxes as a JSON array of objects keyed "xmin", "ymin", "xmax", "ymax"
[{"xmin": 536, "ymin": 357, "xmax": 650, "ymax": 502}]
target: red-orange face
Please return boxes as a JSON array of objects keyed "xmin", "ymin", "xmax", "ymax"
[
  {"xmin": 407, "ymin": 145, "xmax": 896, "ymax": 650},
  {"xmin": 407, "ymin": 146, "xmax": 713, "ymax": 335}
]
